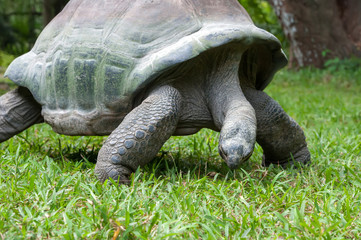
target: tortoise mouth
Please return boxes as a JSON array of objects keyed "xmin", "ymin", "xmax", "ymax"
[
  {"xmin": 219, "ymin": 145, "xmax": 253, "ymax": 169},
  {"xmin": 243, "ymin": 151, "xmax": 253, "ymax": 162}
]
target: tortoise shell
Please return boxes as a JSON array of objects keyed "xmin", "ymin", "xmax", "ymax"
[{"xmin": 5, "ymin": 0, "xmax": 287, "ymax": 135}]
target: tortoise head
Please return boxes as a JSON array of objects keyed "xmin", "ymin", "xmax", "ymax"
[{"xmin": 218, "ymin": 117, "xmax": 256, "ymax": 169}]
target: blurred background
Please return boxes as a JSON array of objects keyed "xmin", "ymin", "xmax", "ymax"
[{"xmin": 0, "ymin": 0, "xmax": 360, "ymax": 70}]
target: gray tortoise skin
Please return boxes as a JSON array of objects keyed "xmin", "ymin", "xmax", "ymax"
[{"xmin": 1, "ymin": 0, "xmax": 310, "ymax": 183}]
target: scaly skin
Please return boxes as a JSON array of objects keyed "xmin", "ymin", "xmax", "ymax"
[
  {"xmin": 243, "ymin": 87, "xmax": 311, "ymax": 167},
  {"xmin": 0, "ymin": 87, "xmax": 43, "ymax": 142},
  {"xmin": 94, "ymin": 85, "xmax": 182, "ymax": 183}
]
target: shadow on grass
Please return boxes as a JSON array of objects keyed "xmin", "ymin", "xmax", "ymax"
[
  {"xmin": 45, "ymin": 143, "xmax": 295, "ymax": 184},
  {"xmin": 14, "ymin": 127, "xmax": 296, "ymax": 184},
  {"xmin": 51, "ymin": 145, "xmax": 235, "ymax": 181},
  {"xmin": 48, "ymin": 144, "xmax": 99, "ymax": 164},
  {"xmin": 142, "ymin": 150, "xmax": 277, "ymax": 182}
]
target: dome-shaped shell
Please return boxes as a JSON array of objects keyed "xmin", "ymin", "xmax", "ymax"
[{"xmin": 5, "ymin": 0, "xmax": 287, "ymax": 135}]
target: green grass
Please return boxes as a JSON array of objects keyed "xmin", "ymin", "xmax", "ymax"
[{"xmin": 0, "ymin": 63, "xmax": 360, "ymax": 239}]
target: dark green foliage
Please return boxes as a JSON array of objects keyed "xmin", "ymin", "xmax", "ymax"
[
  {"xmin": 239, "ymin": 0, "xmax": 286, "ymax": 47},
  {"xmin": 0, "ymin": 0, "xmax": 43, "ymax": 55},
  {"xmin": 324, "ymin": 57, "xmax": 361, "ymax": 75}
]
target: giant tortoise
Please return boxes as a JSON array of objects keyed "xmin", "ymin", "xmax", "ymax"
[{"xmin": 1, "ymin": 0, "xmax": 310, "ymax": 183}]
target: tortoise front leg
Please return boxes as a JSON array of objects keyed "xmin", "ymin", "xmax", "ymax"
[
  {"xmin": 243, "ymin": 87, "xmax": 311, "ymax": 167},
  {"xmin": 0, "ymin": 87, "xmax": 43, "ymax": 142},
  {"xmin": 95, "ymin": 85, "xmax": 182, "ymax": 184}
]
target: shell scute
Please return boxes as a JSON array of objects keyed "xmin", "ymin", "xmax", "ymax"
[
  {"xmin": 54, "ymin": 58, "xmax": 69, "ymax": 110},
  {"xmin": 44, "ymin": 62, "xmax": 57, "ymax": 110},
  {"xmin": 73, "ymin": 58, "xmax": 97, "ymax": 111}
]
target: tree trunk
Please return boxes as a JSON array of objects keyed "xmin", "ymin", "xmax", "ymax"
[{"xmin": 268, "ymin": 0, "xmax": 361, "ymax": 68}]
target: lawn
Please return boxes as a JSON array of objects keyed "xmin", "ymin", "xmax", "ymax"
[{"xmin": 0, "ymin": 55, "xmax": 360, "ymax": 239}]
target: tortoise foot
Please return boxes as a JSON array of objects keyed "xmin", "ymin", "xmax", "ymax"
[{"xmin": 95, "ymin": 162, "xmax": 132, "ymax": 185}]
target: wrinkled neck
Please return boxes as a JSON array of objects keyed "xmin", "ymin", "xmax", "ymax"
[
  {"xmin": 204, "ymin": 48, "xmax": 254, "ymax": 129},
  {"xmin": 203, "ymin": 47, "xmax": 257, "ymax": 168}
]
